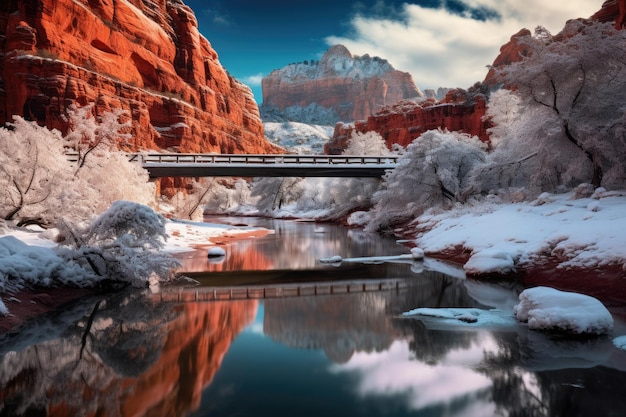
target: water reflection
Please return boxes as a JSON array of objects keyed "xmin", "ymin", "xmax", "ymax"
[
  {"xmin": 0, "ymin": 291, "xmax": 257, "ymax": 417},
  {"xmin": 2, "ymin": 218, "xmax": 626, "ymax": 417},
  {"xmin": 177, "ymin": 216, "xmax": 410, "ymax": 273}
]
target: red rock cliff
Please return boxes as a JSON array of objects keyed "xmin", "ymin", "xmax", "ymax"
[
  {"xmin": 326, "ymin": 90, "xmax": 489, "ymax": 154},
  {"xmin": 262, "ymin": 45, "xmax": 423, "ymax": 123},
  {"xmin": 0, "ymin": 0, "xmax": 281, "ymax": 154}
]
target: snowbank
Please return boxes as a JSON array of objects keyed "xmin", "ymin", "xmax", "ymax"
[
  {"xmin": 0, "ymin": 218, "xmax": 270, "ymax": 316},
  {"xmin": 514, "ymin": 286, "xmax": 613, "ymax": 335},
  {"xmin": 416, "ymin": 190, "xmax": 626, "ymax": 274}
]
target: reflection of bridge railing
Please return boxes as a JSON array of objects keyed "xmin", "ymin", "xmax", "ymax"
[
  {"xmin": 66, "ymin": 152, "xmax": 398, "ymax": 177},
  {"xmin": 155, "ymin": 279, "xmax": 408, "ymax": 303}
]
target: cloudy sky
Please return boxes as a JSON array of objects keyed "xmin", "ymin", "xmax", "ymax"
[{"xmin": 184, "ymin": 0, "xmax": 601, "ymax": 103}]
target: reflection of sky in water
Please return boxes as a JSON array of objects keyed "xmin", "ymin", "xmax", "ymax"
[
  {"xmin": 196, "ymin": 301, "xmax": 503, "ymax": 417},
  {"xmin": 328, "ymin": 338, "xmax": 497, "ymax": 416}
]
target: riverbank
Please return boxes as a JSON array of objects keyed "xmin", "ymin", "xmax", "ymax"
[{"xmin": 0, "ymin": 218, "xmax": 272, "ymax": 333}]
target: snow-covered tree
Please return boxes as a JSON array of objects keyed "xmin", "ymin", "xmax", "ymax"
[
  {"xmin": 251, "ymin": 177, "xmax": 305, "ymax": 214},
  {"xmin": 0, "ymin": 117, "xmax": 73, "ymax": 224},
  {"xmin": 366, "ymin": 130, "xmax": 487, "ymax": 232},
  {"xmin": 484, "ymin": 89, "xmax": 521, "ymax": 149},
  {"xmin": 0, "ymin": 106, "xmax": 156, "ymax": 225},
  {"xmin": 167, "ymin": 178, "xmax": 254, "ymax": 220},
  {"xmin": 64, "ymin": 103, "xmax": 132, "ymax": 172},
  {"xmin": 495, "ymin": 21, "xmax": 626, "ymax": 188},
  {"xmin": 293, "ymin": 177, "xmax": 381, "ymax": 219},
  {"xmin": 56, "ymin": 201, "xmax": 178, "ymax": 288},
  {"xmin": 344, "ymin": 131, "xmax": 390, "ymax": 155}
]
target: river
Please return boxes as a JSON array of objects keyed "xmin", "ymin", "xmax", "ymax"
[{"xmin": 1, "ymin": 217, "xmax": 626, "ymax": 416}]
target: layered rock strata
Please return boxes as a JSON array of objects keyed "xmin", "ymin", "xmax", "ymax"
[
  {"xmin": 326, "ymin": 90, "xmax": 489, "ymax": 154},
  {"xmin": 0, "ymin": 0, "xmax": 281, "ymax": 155},
  {"xmin": 261, "ymin": 45, "xmax": 423, "ymax": 124}
]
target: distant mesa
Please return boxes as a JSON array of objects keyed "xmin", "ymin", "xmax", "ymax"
[{"xmin": 260, "ymin": 45, "xmax": 424, "ymax": 124}]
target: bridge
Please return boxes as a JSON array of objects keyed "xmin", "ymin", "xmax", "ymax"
[{"xmin": 128, "ymin": 153, "xmax": 399, "ymax": 178}]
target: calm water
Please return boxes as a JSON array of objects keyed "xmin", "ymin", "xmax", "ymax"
[{"xmin": 1, "ymin": 217, "xmax": 626, "ymax": 417}]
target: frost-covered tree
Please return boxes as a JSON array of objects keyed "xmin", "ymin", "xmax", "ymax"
[
  {"xmin": 484, "ymin": 89, "xmax": 521, "ymax": 149},
  {"xmin": 0, "ymin": 117, "xmax": 73, "ymax": 224},
  {"xmin": 251, "ymin": 177, "xmax": 305, "ymax": 214},
  {"xmin": 495, "ymin": 21, "xmax": 626, "ymax": 188},
  {"xmin": 366, "ymin": 130, "xmax": 487, "ymax": 232},
  {"xmin": 64, "ymin": 103, "xmax": 132, "ymax": 172},
  {"xmin": 56, "ymin": 201, "xmax": 179, "ymax": 288},
  {"xmin": 0, "ymin": 106, "xmax": 156, "ymax": 225},
  {"xmin": 344, "ymin": 131, "xmax": 390, "ymax": 155},
  {"xmin": 167, "ymin": 178, "xmax": 254, "ymax": 220},
  {"xmin": 293, "ymin": 177, "xmax": 381, "ymax": 219}
]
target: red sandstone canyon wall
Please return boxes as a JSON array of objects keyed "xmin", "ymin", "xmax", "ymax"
[{"xmin": 0, "ymin": 0, "xmax": 281, "ymax": 154}]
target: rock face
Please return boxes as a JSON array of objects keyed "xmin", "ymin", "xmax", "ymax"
[
  {"xmin": 326, "ymin": 90, "xmax": 489, "ymax": 154},
  {"xmin": 485, "ymin": 1, "xmax": 626, "ymax": 85},
  {"xmin": 592, "ymin": 0, "xmax": 626, "ymax": 28},
  {"xmin": 0, "ymin": 0, "xmax": 281, "ymax": 154},
  {"xmin": 261, "ymin": 45, "xmax": 423, "ymax": 124}
]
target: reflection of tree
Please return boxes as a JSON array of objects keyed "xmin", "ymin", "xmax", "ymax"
[
  {"xmin": 0, "ymin": 290, "xmax": 257, "ymax": 417},
  {"xmin": 477, "ymin": 328, "xmax": 626, "ymax": 417},
  {"xmin": 263, "ymin": 269, "xmax": 481, "ymax": 364},
  {"xmin": 392, "ymin": 271, "xmax": 484, "ymax": 364},
  {"xmin": 264, "ymin": 292, "xmax": 398, "ymax": 363}
]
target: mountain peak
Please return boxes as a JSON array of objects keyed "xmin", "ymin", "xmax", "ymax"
[{"xmin": 261, "ymin": 45, "xmax": 423, "ymax": 123}]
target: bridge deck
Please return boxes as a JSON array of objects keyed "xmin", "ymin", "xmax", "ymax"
[
  {"xmin": 67, "ymin": 152, "xmax": 399, "ymax": 177},
  {"xmin": 133, "ymin": 154, "xmax": 398, "ymax": 178}
]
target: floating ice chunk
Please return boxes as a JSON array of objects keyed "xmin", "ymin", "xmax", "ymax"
[
  {"xmin": 514, "ymin": 286, "xmax": 613, "ymax": 335},
  {"xmin": 319, "ymin": 255, "xmax": 343, "ymax": 264},
  {"xmin": 402, "ymin": 307, "xmax": 517, "ymax": 329}
]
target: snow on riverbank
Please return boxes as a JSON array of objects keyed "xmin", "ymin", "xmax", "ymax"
[
  {"xmin": 414, "ymin": 189, "xmax": 626, "ymax": 275},
  {"xmin": 0, "ymin": 219, "xmax": 270, "ymax": 316}
]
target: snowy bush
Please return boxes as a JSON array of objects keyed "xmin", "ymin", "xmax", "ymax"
[
  {"xmin": 56, "ymin": 201, "xmax": 179, "ymax": 288},
  {"xmin": 365, "ymin": 130, "xmax": 487, "ymax": 232}
]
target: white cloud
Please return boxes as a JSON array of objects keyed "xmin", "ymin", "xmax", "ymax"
[
  {"xmin": 240, "ymin": 73, "xmax": 265, "ymax": 86},
  {"xmin": 325, "ymin": 0, "xmax": 600, "ymax": 90},
  {"xmin": 329, "ymin": 339, "xmax": 495, "ymax": 414}
]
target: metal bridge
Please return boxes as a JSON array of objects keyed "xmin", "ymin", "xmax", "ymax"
[{"xmin": 127, "ymin": 153, "xmax": 399, "ymax": 178}]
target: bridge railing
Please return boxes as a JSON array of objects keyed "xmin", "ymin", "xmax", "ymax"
[{"xmin": 131, "ymin": 153, "xmax": 399, "ymax": 165}]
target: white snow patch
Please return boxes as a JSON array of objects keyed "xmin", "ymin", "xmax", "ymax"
[
  {"xmin": 613, "ymin": 336, "xmax": 626, "ymax": 350},
  {"xmin": 402, "ymin": 307, "xmax": 517, "ymax": 330},
  {"xmin": 464, "ymin": 249, "xmax": 515, "ymax": 275},
  {"xmin": 319, "ymin": 255, "xmax": 343, "ymax": 264},
  {"xmin": 416, "ymin": 191, "xmax": 626, "ymax": 273},
  {"xmin": 514, "ymin": 286, "xmax": 613, "ymax": 335},
  {"xmin": 410, "ymin": 247, "xmax": 425, "ymax": 260}
]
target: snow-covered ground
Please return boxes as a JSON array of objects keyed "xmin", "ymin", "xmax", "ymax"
[
  {"xmin": 263, "ymin": 121, "xmax": 334, "ymax": 154},
  {"xmin": 413, "ymin": 188, "xmax": 626, "ymax": 275},
  {"xmin": 0, "ymin": 219, "xmax": 270, "ymax": 315}
]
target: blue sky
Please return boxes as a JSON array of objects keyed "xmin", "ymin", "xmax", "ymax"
[{"xmin": 184, "ymin": 0, "xmax": 600, "ymax": 103}]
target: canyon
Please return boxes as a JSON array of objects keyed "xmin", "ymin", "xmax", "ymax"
[{"xmin": 0, "ymin": 0, "xmax": 280, "ymax": 156}]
